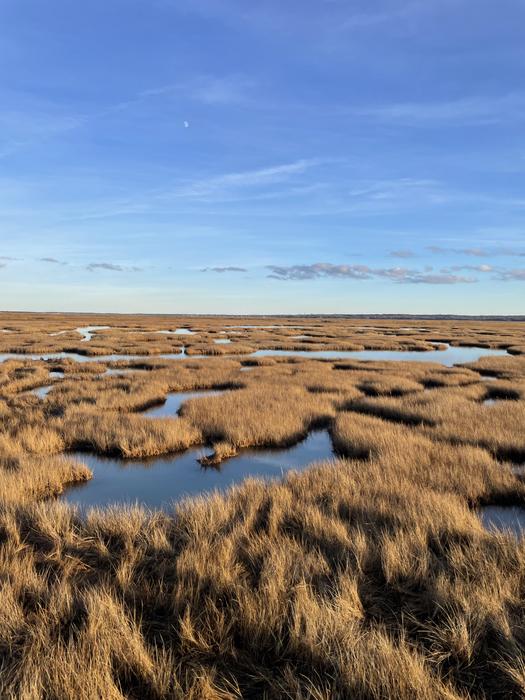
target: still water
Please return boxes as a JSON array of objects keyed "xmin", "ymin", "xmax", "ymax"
[
  {"xmin": 76, "ymin": 325, "xmax": 110, "ymax": 342},
  {"xmin": 61, "ymin": 429, "xmax": 334, "ymax": 510},
  {"xmin": 141, "ymin": 390, "xmax": 223, "ymax": 418},
  {"xmin": 479, "ymin": 506, "xmax": 525, "ymax": 537},
  {"xmin": 0, "ymin": 345, "xmax": 509, "ymax": 366},
  {"xmin": 251, "ymin": 346, "xmax": 508, "ymax": 366}
]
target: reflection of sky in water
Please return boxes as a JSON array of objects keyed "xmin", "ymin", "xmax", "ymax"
[
  {"xmin": 0, "ymin": 345, "xmax": 509, "ymax": 367},
  {"xmin": 62, "ymin": 430, "xmax": 334, "ymax": 511},
  {"xmin": 142, "ymin": 390, "xmax": 223, "ymax": 418},
  {"xmin": 252, "ymin": 346, "xmax": 508, "ymax": 367},
  {"xmin": 479, "ymin": 506, "xmax": 525, "ymax": 538}
]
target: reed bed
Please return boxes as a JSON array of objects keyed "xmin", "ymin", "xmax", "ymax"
[
  {"xmin": 2, "ymin": 312, "xmax": 524, "ymax": 356},
  {"xmin": 0, "ymin": 315, "xmax": 524, "ymax": 698}
]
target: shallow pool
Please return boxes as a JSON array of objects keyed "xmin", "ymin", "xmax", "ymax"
[
  {"xmin": 479, "ymin": 506, "xmax": 525, "ymax": 537},
  {"xmin": 251, "ymin": 346, "xmax": 508, "ymax": 366},
  {"xmin": 32, "ymin": 385, "xmax": 54, "ymax": 399},
  {"xmin": 61, "ymin": 429, "xmax": 334, "ymax": 510},
  {"xmin": 141, "ymin": 390, "xmax": 223, "ymax": 418},
  {"xmin": 76, "ymin": 325, "xmax": 111, "ymax": 342},
  {"xmin": 0, "ymin": 345, "xmax": 509, "ymax": 367}
]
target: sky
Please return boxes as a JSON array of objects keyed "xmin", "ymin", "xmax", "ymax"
[{"xmin": 1, "ymin": 0, "xmax": 524, "ymax": 314}]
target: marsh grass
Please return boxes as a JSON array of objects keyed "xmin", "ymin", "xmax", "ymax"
[
  {"xmin": 1, "ymin": 457, "xmax": 525, "ymax": 698},
  {"xmin": 2, "ymin": 312, "xmax": 524, "ymax": 357},
  {"xmin": 1, "ymin": 314, "xmax": 525, "ymax": 698}
]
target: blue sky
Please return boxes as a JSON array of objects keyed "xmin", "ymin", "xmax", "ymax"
[{"xmin": 1, "ymin": 0, "xmax": 524, "ymax": 313}]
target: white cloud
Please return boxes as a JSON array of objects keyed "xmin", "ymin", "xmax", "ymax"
[{"xmin": 168, "ymin": 159, "xmax": 322, "ymax": 200}]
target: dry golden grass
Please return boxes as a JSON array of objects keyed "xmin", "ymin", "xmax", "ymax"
[
  {"xmin": 58, "ymin": 410, "xmax": 202, "ymax": 458},
  {"xmin": 1, "ymin": 457, "xmax": 525, "ymax": 698},
  {"xmin": 2, "ymin": 311, "xmax": 524, "ymax": 356},
  {"xmin": 0, "ymin": 315, "xmax": 525, "ymax": 698},
  {"xmin": 344, "ymin": 386, "xmax": 525, "ymax": 461},
  {"xmin": 182, "ymin": 383, "xmax": 336, "ymax": 459}
]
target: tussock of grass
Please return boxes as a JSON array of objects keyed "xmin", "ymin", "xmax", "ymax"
[
  {"xmin": 59, "ymin": 410, "xmax": 202, "ymax": 458},
  {"xmin": 332, "ymin": 411, "xmax": 523, "ymax": 504},
  {"xmin": 0, "ymin": 360, "xmax": 53, "ymax": 396},
  {"xmin": 0, "ymin": 452, "xmax": 91, "ymax": 503},
  {"xmin": 182, "ymin": 384, "xmax": 336, "ymax": 457}
]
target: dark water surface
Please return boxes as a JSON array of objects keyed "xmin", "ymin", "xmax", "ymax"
[
  {"xmin": 479, "ymin": 506, "xmax": 525, "ymax": 537},
  {"xmin": 61, "ymin": 430, "xmax": 334, "ymax": 510}
]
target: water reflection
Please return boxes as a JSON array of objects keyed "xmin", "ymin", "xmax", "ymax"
[
  {"xmin": 61, "ymin": 429, "xmax": 334, "ymax": 510},
  {"xmin": 252, "ymin": 346, "xmax": 508, "ymax": 366},
  {"xmin": 479, "ymin": 506, "xmax": 525, "ymax": 537},
  {"xmin": 142, "ymin": 390, "xmax": 223, "ymax": 418},
  {"xmin": 76, "ymin": 326, "xmax": 110, "ymax": 342},
  {"xmin": 32, "ymin": 385, "xmax": 54, "ymax": 399},
  {"xmin": 0, "ymin": 345, "xmax": 509, "ymax": 367}
]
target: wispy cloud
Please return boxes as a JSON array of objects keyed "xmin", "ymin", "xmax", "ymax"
[
  {"xmin": 39, "ymin": 257, "xmax": 68, "ymax": 265},
  {"xmin": 189, "ymin": 74, "xmax": 255, "ymax": 105},
  {"xmin": 86, "ymin": 262, "xmax": 143, "ymax": 272},
  {"xmin": 373, "ymin": 268, "xmax": 476, "ymax": 285},
  {"xmin": 0, "ymin": 72, "xmax": 254, "ymax": 160},
  {"xmin": 341, "ymin": 1, "xmax": 425, "ymax": 30},
  {"xmin": 0, "ymin": 99, "xmax": 86, "ymax": 159},
  {"xmin": 201, "ymin": 266, "xmax": 247, "ymax": 273},
  {"xmin": 401, "ymin": 273, "xmax": 476, "ymax": 284},
  {"xmin": 428, "ymin": 246, "xmax": 490, "ymax": 257},
  {"xmin": 493, "ymin": 269, "xmax": 525, "ymax": 281},
  {"xmin": 166, "ymin": 159, "xmax": 323, "ymax": 202},
  {"xmin": 446, "ymin": 264, "xmax": 494, "ymax": 273},
  {"xmin": 351, "ymin": 93, "xmax": 525, "ymax": 127},
  {"xmin": 267, "ymin": 263, "xmax": 372, "ymax": 281},
  {"xmin": 428, "ymin": 245, "xmax": 525, "ymax": 257},
  {"xmin": 266, "ymin": 262, "xmax": 477, "ymax": 285},
  {"xmin": 347, "ymin": 178, "xmax": 440, "ymax": 201},
  {"xmin": 390, "ymin": 249, "xmax": 416, "ymax": 259}
]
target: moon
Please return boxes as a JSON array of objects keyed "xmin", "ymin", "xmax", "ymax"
[{"xmin": 183, "ymin": 120, "xmax": 190, "ymax": 128}]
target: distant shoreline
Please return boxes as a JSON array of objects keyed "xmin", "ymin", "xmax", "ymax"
[{"xmin": 1, "ymin": 310, "xmax": 524, "ymax": 321}]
